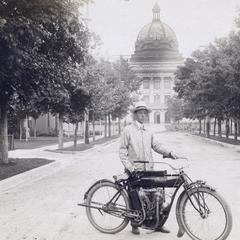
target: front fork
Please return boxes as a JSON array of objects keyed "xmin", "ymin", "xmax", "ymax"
[{"xmin": 175, "ymin": 180, "xmax": 215, "ymax": 238}]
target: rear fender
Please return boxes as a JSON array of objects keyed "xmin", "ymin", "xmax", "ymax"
[{"xmin": 84, "ymin": 179, "xmax": 114, "ymax": 200}]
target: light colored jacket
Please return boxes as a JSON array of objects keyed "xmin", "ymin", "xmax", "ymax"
[{"xmin": 119, "ymin": 121, "xmax": 171, "ymax": 171}]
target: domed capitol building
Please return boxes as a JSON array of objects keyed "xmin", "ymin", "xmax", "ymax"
[{"xmin": 130, "ymin": 2, "xmax": 183, "ymax": 124}]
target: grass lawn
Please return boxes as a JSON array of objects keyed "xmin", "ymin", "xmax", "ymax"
[
  {"xmin": 0, "ymin": 158, "xmax": 54, "ymax": 181},
  {"xmin": 0, "ymin": 135, "xmax": 119, "ymax": 181},
  {"xmin": 57, "ymin": 135, "xmax": 120, "ymax": 152},
  {"xmin": 195, "ymin": 134, "xmax": 240, "ymax": 145},
  {"xmin": 13, "ymin": 136, "xmax": 83, "ymax": 150}
]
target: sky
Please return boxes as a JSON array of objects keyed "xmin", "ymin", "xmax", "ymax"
[{"xmin": 81, "ymin": 0, "xmax": 240, "ymax": 60}]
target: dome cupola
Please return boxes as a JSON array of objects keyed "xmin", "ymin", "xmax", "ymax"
[
  {"xmin": 153, "ymin": 2, "xmax": 160, "ymax": 21},
  {"xmin": 131, "ymin": 2, "xmax": 181, "ymax": 62}
]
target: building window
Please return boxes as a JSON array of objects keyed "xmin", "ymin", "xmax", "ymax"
[
  {"xmin": 142, "ymin": 78, "xmax": 150, "ymax": 89},
  {"xmin": 154, "ymin": 112, "xmax": 161, "ymax": 124},
  {"xmin": 153, "ymin": 77, "xmax": 161, "ymax": 89},
  {"xmin": 154, "ymin": 95, "xmax": 161, "ymax": 105},
  {"xmin": 164, "ymin": 95, "xmax": 171, "ymax": 105},
  {"xmin": 164, "ymin": 77, "xmax": 171, "ymax": 90},
  {"xmin": 142, "ymin": 95, "xmax": 150, "ymax": 105}
]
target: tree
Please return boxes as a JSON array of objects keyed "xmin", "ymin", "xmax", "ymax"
[
  {"xmin": 111, "ymin": 58, "xmax": 141, "ymax": 134},
  {"xmin": 175, "ymin": 44, "xmax": 234, "ymax": 138},
  {"xmin": 26, "ymin": 0, "xmax": 90, "ymax": 149},
  {"xmin": 219, "ymin": 30, "xmax": 240, "ymax": 140},
  {"xmin": 65, "ymin": 85, "xmax": 89, "ymax": 147},
  {"xmin": 166, "ymin": 96, "xmax": 184, "ymax": 124},
  {"xmin": 0, "ymin": 0, "xmax": 90, "ymax": 162},
  {"xmin": 0, "ymin": 0, "xmax": 49, "ymax": 163}
]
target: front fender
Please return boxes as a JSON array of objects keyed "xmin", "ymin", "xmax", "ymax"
[
  {"xmin": 176, "ymin": 190, "xmax": 186, "ymax": 238},
  {"xmin": 84, "ymin": 179, "xmax": 114, "ymax": 200},
  {"xmin": 188, "ymin": 180, "xmax": 215, "ymax": 191},
  {"xmin": 175, "ymin": 181, "xmax": 215, "ymax": 238}
]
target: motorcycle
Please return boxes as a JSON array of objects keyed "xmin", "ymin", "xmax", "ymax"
[{"xmin": 78, "ymin": 159, "xmax": 232, "ymax": 240}]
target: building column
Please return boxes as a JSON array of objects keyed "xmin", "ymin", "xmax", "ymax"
[
  {"xmin": 160, "ymin": 77, "xmax": 164, "ymax": 105},
  {"xmin": 149, "ymin": 111, "xmax": 154, "ymax": 124},
  {"xmin": 160, "ymin": 110, "xmax": 165, "ymax": 123},
  {"xmin": 149, "ymin": 77, "xmax": 154, "ymax": 104}
]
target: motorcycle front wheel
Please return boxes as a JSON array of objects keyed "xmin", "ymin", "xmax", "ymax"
[
  {"xmin": 85, "ymin": 181, "xmax": 130, "ymax": 234},
  {"xmin": 179, "ymin": 187, "xmax": 232, "ymax": 240}
]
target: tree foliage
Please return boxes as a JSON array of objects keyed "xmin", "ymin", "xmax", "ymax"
[
  {"xmin": 0, "ymin": 0, "xmax": 91, "ymax": 160},
  {"xmin": 174, "ymin": 11, "xmax": 240, "ymax": 139}
]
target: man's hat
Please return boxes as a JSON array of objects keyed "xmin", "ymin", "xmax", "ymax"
[{"xmin": 130, "ymin": 101, "xmax": 152, "ymax": 113}]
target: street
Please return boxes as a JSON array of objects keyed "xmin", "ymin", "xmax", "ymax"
[{"xmin": 0, "ymin": 131, "xmax": 239, "ymax": 240}]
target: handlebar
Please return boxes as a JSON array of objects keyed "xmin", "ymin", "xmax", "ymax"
[{"xmin": 133, "ymin": 158, "xmax": 189, "ymax": 172}]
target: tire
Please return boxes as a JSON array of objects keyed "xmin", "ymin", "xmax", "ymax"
[
  {"xmin": 179, "ymin": 187, "xmax": 232, "ymax": 240},
  {"xmin": 85, "ymin": 181, "xmax": 130, "ymax": 234}
]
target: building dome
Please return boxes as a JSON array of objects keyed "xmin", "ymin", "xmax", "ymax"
[
  {"xmin": 136, "ymin": 21, "xmax": 178, "ymax": 50},
  {"xmin": 132, "ymin": 2, "xmax": 181, "ymax": 62}
]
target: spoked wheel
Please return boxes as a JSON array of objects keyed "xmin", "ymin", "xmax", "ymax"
[
  {"xmin": 85, "ymin": 181, "xmax": 130, "ymax": 234},
  {"xmin": 179, "ymin": 187, "xmax": 232, "ymax": 240}
]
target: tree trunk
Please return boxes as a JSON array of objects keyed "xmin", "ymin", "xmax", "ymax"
[
  {"xmin": 203, "ymin": 119, "xmax": 206, "ymax": 135},
  {"xmin": 238, "ymin": 120, "xmax": 240, "ymax": 137},
  {"xmin": 99, "ymin": 119, "xmax": 102, "ymax": 136},
  {"xmin": 92, "ymin": 114, "xmax": 95, "ymax": 142},
  {"xmin": 230, "ymin": 119, "xmax": 233, "ymax": 135},
  {"xmin": 47, "ymin": 112, "xmax": 50, "ymax": 134},
  {"xmin": 199, "ymin": 119, "xmax": 202, "ymax": 135},
  {"xmin": 85, "ymin": 111, "xmax": 90, "ymax": 144},
  {"xmin": 19, "ymin": 119, "xmax": 23, "ymax": 141},
  {"xmin": 34, "ymin": 118, "xmax": 37, "ymax": 138},
  {"xmin": 55, "ymin": 115, "xmax": 58, "ymax": 136},
  {"xmin": 213, "ymin": 118, "xmax": 216, "ymax": 136},
  {"xmin": 0, "ymin": 107, "xmax": 9, "ymax": 164},
  {"xmin": 206, "ymin": 116, "xmax": 210, "ymax": 138},
  {"xmin": 81, "ymin": 120, "xmax": 84, "ymax": 138},
  {"xmin": 118, "ymin": 118, "xmax": 121, "ymax": 134},
  {"xmin": 25, "ymin": 115, "xmax": 29, "ymax": 142},
  {"xmin": 234, "ymin": 119, "xmax": 238, "ymax": 141},
  {"xmin": 25, "ymin": 115, "xmax": 27, "ymax": 142},
  {"xmin": 58, "ymin": 113, "xmax": 64, "ymax": 149},
  {"xmin": 108, "ymin": 114, "xmax": 111, "ymax": 137},
  {"xmin": 225, "ymin": 118, "xmax": 230, "ymax": 139},
  {"xmin": 104, "ymin": 115, "xmax": 107, "ymax": 138},
  {"xmin": 217, "ymin": 119, "xmax": 222, "ymax": 137},
  {"xmin": 73, "ymin": 121, "xmax": 79, "ymax": 147},
  {"xmin": 67, "ymin": 123, "xmax": 70, "ymax": 138},
  {"xmin": 112, "ymin": 121, "xmax": 114, "ymax": 136}
]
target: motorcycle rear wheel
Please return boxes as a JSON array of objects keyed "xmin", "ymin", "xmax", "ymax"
[
  {"xmin": 85, "ymin": 181, "xmax": 130, "ymax": 234},
  {"xmin": 179, "ymin": 187, "xmax": 232, "ymax": 240}
]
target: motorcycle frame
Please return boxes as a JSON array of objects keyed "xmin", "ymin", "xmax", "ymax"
[{"xmin": 78, "ymin": 170, "xmax": 211, "ymax": 236}]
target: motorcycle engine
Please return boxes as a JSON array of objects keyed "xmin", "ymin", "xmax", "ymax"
[{"xmin": 138, "ymin": 187, "xmax": 165, "ymax": 226}]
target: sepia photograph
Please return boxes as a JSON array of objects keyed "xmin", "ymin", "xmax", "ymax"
[{"xmin": 0, "ymin": 0, "xmax": 240, "ymax": 239}]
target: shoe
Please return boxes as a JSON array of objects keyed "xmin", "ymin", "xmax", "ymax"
[
  {"xmin": 155, "ymin": 226, "xmax": 170, "ymax": 233},
  {"xmin": 132, "ymin": 226, "xmax": 140, "ymax": 235}
]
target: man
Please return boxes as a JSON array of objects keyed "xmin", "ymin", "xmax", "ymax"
[{"xmin": 119, "ymin": 101, "xmax": 178, "ymax": 235}]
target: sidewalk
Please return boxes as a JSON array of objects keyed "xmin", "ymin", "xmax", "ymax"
[{"xmin": 0, "ymin": 135, "xmax": 119, "ymax": 193}]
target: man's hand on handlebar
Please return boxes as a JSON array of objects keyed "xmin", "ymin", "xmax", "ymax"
[
  {"xmin": 170, "ymin": 151, "xmax": 178, "ymax": 160},
  {"xmin": 163, "ymin": 151, "xmax": 178, "ymax": 160}
]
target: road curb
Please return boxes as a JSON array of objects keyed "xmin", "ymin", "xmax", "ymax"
[
  {"xmin": 0, "ymin": 138, "xmax": 120, "ymax": 193},
  {"xmin": 0, "ymin": 161, "xmax": 60, "ymax": 193},
  {"xmin": 45, "ymin": 138, "xmax": 120, "ymax": 155},
  {"xmin": 187, "ymin": 133, "xmax": 240, "ymax": 150}
]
